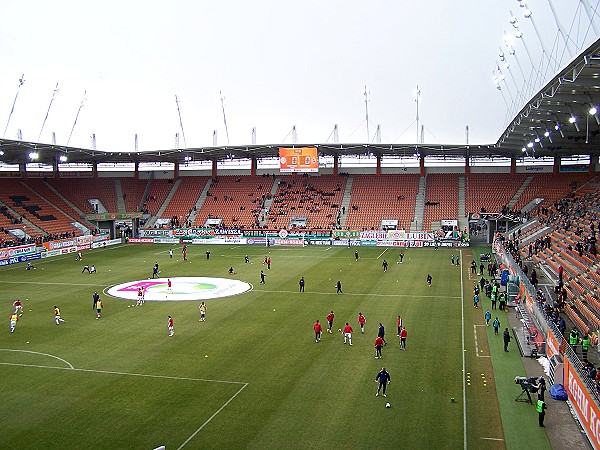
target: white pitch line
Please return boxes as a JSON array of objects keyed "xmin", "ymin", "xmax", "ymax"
[
  {"xmin": 0, "ymin": 349, "xmax": 74, "ymax": 369},
  {"xmin": 480, "ymin": 437, "xmax": 505, "ymax": 441},
  {"xmin": 460, "ymin": 249, "xmax": 467, "ymax": 450},
  {"xmin": 0, "ymin": 360, "xmax": 246, "ymax": 385},
  {"xmin": 177, "ymin": 383, "xmax": 248, "ymax": 449},
  {"xmin": 324, "ymin": 247, "xmax": 332, "ymax": 251},
  {"xmin": 254, "ymin": 289, "xmax": 461, "ymax": 299},
  {"xmin": 473, "ymin": 325, "xmax": 491, "ymax": 358},
  {"xmin": 376, "ymin": 248, "xmax": 388, "ymax": 259}
]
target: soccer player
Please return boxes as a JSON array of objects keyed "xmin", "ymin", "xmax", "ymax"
[
  {"xmin": 399, "ymin": 252, "xmax": 404, "ymax": 263},
  {"xmin": 375, "ymin": 336, "xmax": 384, "ymax": 359},
  {"xmin": 76, "ymin": 251, "xmax": 82, "ymax": 261},
  {"xmin": 358, "ymin": 312, "xmax": 366, "ymax": 333},
  {"xmin": 336, "ymin": 280, "xmax": 343, "ymax": 294},
  {"xmin": 92, "ymin": 291, "xmax": 100, "ymax": 310},
  {"xmin": 9, "ymin": 313, "xmax": 18, "ymax": 333},
  {"xmin": 183, "ymin": 247, "xmax": 187, "ymax": 261},
  {"xmin": 326, "ymin": 311, "xmax": 335, "ymax": 334},
  {"xmin": 13, "ymin": 300, "xmax": 23, "ymax": 317},
  {"xmin": 267, "ymin": 257, "xmax": 271, "ymax": 269},
  {"xmin": 167, "ymin": 278, "xmax": 172, "ymax": 293},
  {"xmin": 168, "ymin": 316, "xmax": 174, "ymax": 337},
  {"xmin": 152, "ymin": 265, "xmax": 160, "ymax": 279},
  {"xmin": 451, "ymin": 255, "xmax": 455, "ymax": 265},
  {"xmin": 260, "ymin": 270, "xmax": 266, "ymax": 284},
  {"xmin": 427, "ymin": 274, "xmax": 432, "ymax": 287},
  {"xmin": 95, "ymin": 298, "xmax": 103, "ymax": 319},
  {"xmin": 206, "ymin": 250, "xmax": 210, "ymax": 260},
  {"xmin": 229, "ymin": 266, "xmax": 235, "ymax": 274},
  {"xmin": 343, "ymin": 322, "xmax": 353, "ymax": 345},
  {"xmin": 199, "ymin": 302, "xmax": 207, "ymax": 322},
  {"xmin": 136, "ymin": 287, "xmax": 145, "ymax": 306},
  {"xmin": 89, "ymin": 264, "xmax": 96, "ymax": 274},
  {"xmin": 375, "ymin": 367, "xmax": 391, "ymax": 397},
  {"xmin": 382, "ymin": 259, "xmax": 388, "ymax": 272},
  {"xmin": 299, "ymin": 276, "xmax": 305, "ymax": 292},
  {"xmin": 54, "ymin": 306, "xmax": 65, "ymax": 325},
  {"xmin": 82, "ymin": 264, "xmax": 90, "ymax": 273},
  {"xmin": 378, "ymin": 323, "xmax": 386, "ymax": 346},
  {"xmin": 245, "ymin": 255, "xmax": 249, "ymax": 264},
  {"xmin": 397, "ymin": 315, "xmax": 402, "ymax": 336},
  {"xmin": 355, "ymin": 250, "xmax": 359, "ymax": 261},
  {"xmin": 169, "ymin": 249, "xmax": 173, "ymax": 259},
  {"xmin": 313, "ymin": 320, "xmax": 322, "ymax": 343},
  {"xmin": 26, "ymin": 262, "xmax": 35, "ymax": 270},
  {"xmin": 484, "ymin": 310, "xmax": 491, "ymax": 326},
  {"xmin": 400, "ymin": 327, "xmax": 407, "ymax": 350}
]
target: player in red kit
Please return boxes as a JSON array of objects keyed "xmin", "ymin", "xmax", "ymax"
[
  {"xmin": 326, "ymin": 311, "xmax": 335, "ymax": 334},
  {"xmin": 358, "ymin": 312, "xmax": 366, "ymax": 333},
  {"xmin": 313, "ymin": 320, "xmax": 322, "ymax": 342},
  {"xmin": 167, "ymin": 279, "xmax": 172, "ymax": 293},
  {"xmin": 400, "ymin": 327, "xmax": 407, "ymax": 350},
  {"xmin": 13, "ymin": 300, "xmax": 23, "ymax": 317},
  {"xmin": 168, "ymin": 316, "xmax": 174, "ymax": 337},
  {"xmin": 375, "ymin": 336, "xmax": 384, "ymax": 359},
  {"xmin": 343, "ymin": 323, "xmax": 353, "ymax": 345}
]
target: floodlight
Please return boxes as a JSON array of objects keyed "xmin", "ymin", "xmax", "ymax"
[
  {"xmin": 544, "ymin": 131, "xmax": 550, "ymax": 137},
  {"xmin": 28, "ymin": 152, "xmax": 38, "ymax": 160},
  {"xmin": 554, "ymin": 123, "xmax": 560, "ymax": 130},
  {"xmin": 517, "ymin": 0, "xmax": 527, "ymax": 7},
  {"xmin": 59, "ymin": 155, "xmax": 67, "ymax": 162},
  {"xmin": 589, "ymin": 106, "xmax": 598, "ymax": 115},
  {"xmin": 569, "ymin": 116, "xmax": 577, "ymax": 124},
  {"xmin": 522, "ymin": 147, "xmax": 527, "ymax": 152},
  {"xmin": 510, "ymin": 15, "xmax": 518, "ymax": 25},
  {"xmin": 0, "ymin": 150, "xmax": 4, "ymax": 156},
  {"xmin": 523, "ymin": 9, "xmax": 532, "ymax": 18},
  {"xmin": 515, "ymin": 31, "xmax": 523, "ymax": 38},
  {"xmin": 503, "ymin": 62, "xmax": 510, "ymax": 69},
  {"xmin": 527, "ymin": 142, "xmax": 534, "ymax": 148},
  {"xmin": 534, "ymin": 137, "xmax": 540, "ymax": 143}
]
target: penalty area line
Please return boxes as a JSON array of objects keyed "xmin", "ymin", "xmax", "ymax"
[
  {"xmin": 376, "ymin": 248, "xmax": 388, "ymax": 259},
  {"xmin": 177, "ymin": 383, "xmax": 248, "ymax": 450}
]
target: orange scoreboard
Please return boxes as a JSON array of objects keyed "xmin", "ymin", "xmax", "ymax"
[{"xmin": 279, "ymin": 147, "xmax": 319, "ymax": 173}]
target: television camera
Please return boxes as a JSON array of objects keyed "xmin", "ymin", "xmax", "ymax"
[{"xmin": 514, "ymin": 376, "xmax": 541, "ymax": 404}]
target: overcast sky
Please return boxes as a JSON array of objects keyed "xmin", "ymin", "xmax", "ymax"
[{"xmin": 0, "ymin": 0, "xmax": 597, "ymax": 152}]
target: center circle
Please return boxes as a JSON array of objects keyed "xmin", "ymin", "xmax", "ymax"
[{"xmin": 105, "ymin": 277, "xmax": 252, "ymax": 302}]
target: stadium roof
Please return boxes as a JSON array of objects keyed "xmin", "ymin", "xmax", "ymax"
[{"xmin": 1, "ymin": 38, "xmax": 600, "ymax": 166}]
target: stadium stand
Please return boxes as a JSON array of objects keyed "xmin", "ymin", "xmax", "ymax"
[
  {"xmin": 465, "ymin": 173, "xmax": 527, "ymax": 214},
  {"xmin": 267, "ymin": 175, "xmax": 345, "ymax": 229},
  {"xmin": 423, "ymin": 173, "xmax": 459, "ymax": 230},
  {"xmin": 512, "ymin": 173, "xmax": 594, "ymax": 211},
  {"xmin": 345, "ymin": 174, "xmax": 420, "ymax": 231},
  {"xmin": 194, "ymin": 176, "xmax": 273, "ymax": 228},
  {"xmin": 120, "ymin": 178, "xmax": 149, "ymax": 212},
  {"xmin": 160, "ymin": 177, "xmax": 210, "ymax": 227},
  {"xmin": 48, "ymin": 178, "xmax": 119, "ymax": 214}
]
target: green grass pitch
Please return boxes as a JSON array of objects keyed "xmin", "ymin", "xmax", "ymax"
[{"xmin": 0, "ymin": 243, "xmax": 508, "ymax": 449}]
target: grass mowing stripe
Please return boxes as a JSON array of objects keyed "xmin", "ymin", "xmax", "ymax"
[
  {"xmin": 249, "ymin": 288, "xmax": 460, "ymax": 299},
  {"xmin": 177, "ymin": 383, "xmax": 248, "ymax": 449}
]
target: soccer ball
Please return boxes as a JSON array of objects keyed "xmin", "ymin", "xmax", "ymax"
[
  {"xmin": 337, "ymin": 329, "xmax": 341, "ymax": 332},
  {"xmin": 385, "ymin": 402, "xmax": 391, "ymax": 408}
]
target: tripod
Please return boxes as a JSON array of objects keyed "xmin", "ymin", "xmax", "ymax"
[{"xmin": 516, "ymin": 386, "xmax": 533, "ymax": 404}]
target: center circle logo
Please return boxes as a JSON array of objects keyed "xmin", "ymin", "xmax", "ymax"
[{"xmin": 106, "ymin": 277, "xmax": 252, "ymax": 302}]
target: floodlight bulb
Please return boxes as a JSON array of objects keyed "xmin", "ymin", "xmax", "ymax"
[
  {"xmin": 0, "ymin": 150, "xmax": 4, "ymax": 156},
  {"xmin": 503, "ymin": 63, "xmax": 510, "ymax": 69},
  {"xmin": 28, "ymin": 152, "xmax": 38, "ymax": 160},
  {"xmin": 516, "ymin": 31, "xmax": 523, "ymax": 38},
  {"xmin": 534, "ymin": 137, "xmax": 540, "ymax": 143},
  {"xmin": 555, "ymin": 124, "xmax": 561, "ymax": 130},
  {"xmin": 544, "ymin": 131, "xmax": 550, "ymax": 137},
  {"xmin": 509, "ymin": 16, "xmax": 517, "ymax": 24},
  {"xmin": 522, "ymin": 147, "xmax": 527, "ymax": 152},
  {"xmin": 59, "ymin": 155, "xmax": 67, "ymax": 162},
  {"xmin": 589, "ymin": 106, "xmax": 598, "ymax": 115},
  {"xmin": 569, "ymin": 116, "xmax": 577, "ymax": 124},
  {"xmin": 523, "ymin": 9, "xmax": 532, "ymax": 18},
  {"xmin": 527, "ymin": 142, "xmax": 534, "ymax": 148}
]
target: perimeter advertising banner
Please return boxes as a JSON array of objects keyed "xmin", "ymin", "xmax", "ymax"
[
  {"xmin": 0, "ymin": 243, "xmax": 36, "ymax": 261},
  {"xmin": 279, "ymin": 147, "xmax": 318, "ymax": 173},
  {"xmin": 564, "ymin": 359, "xmax": 600, "ymax": 449}
]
